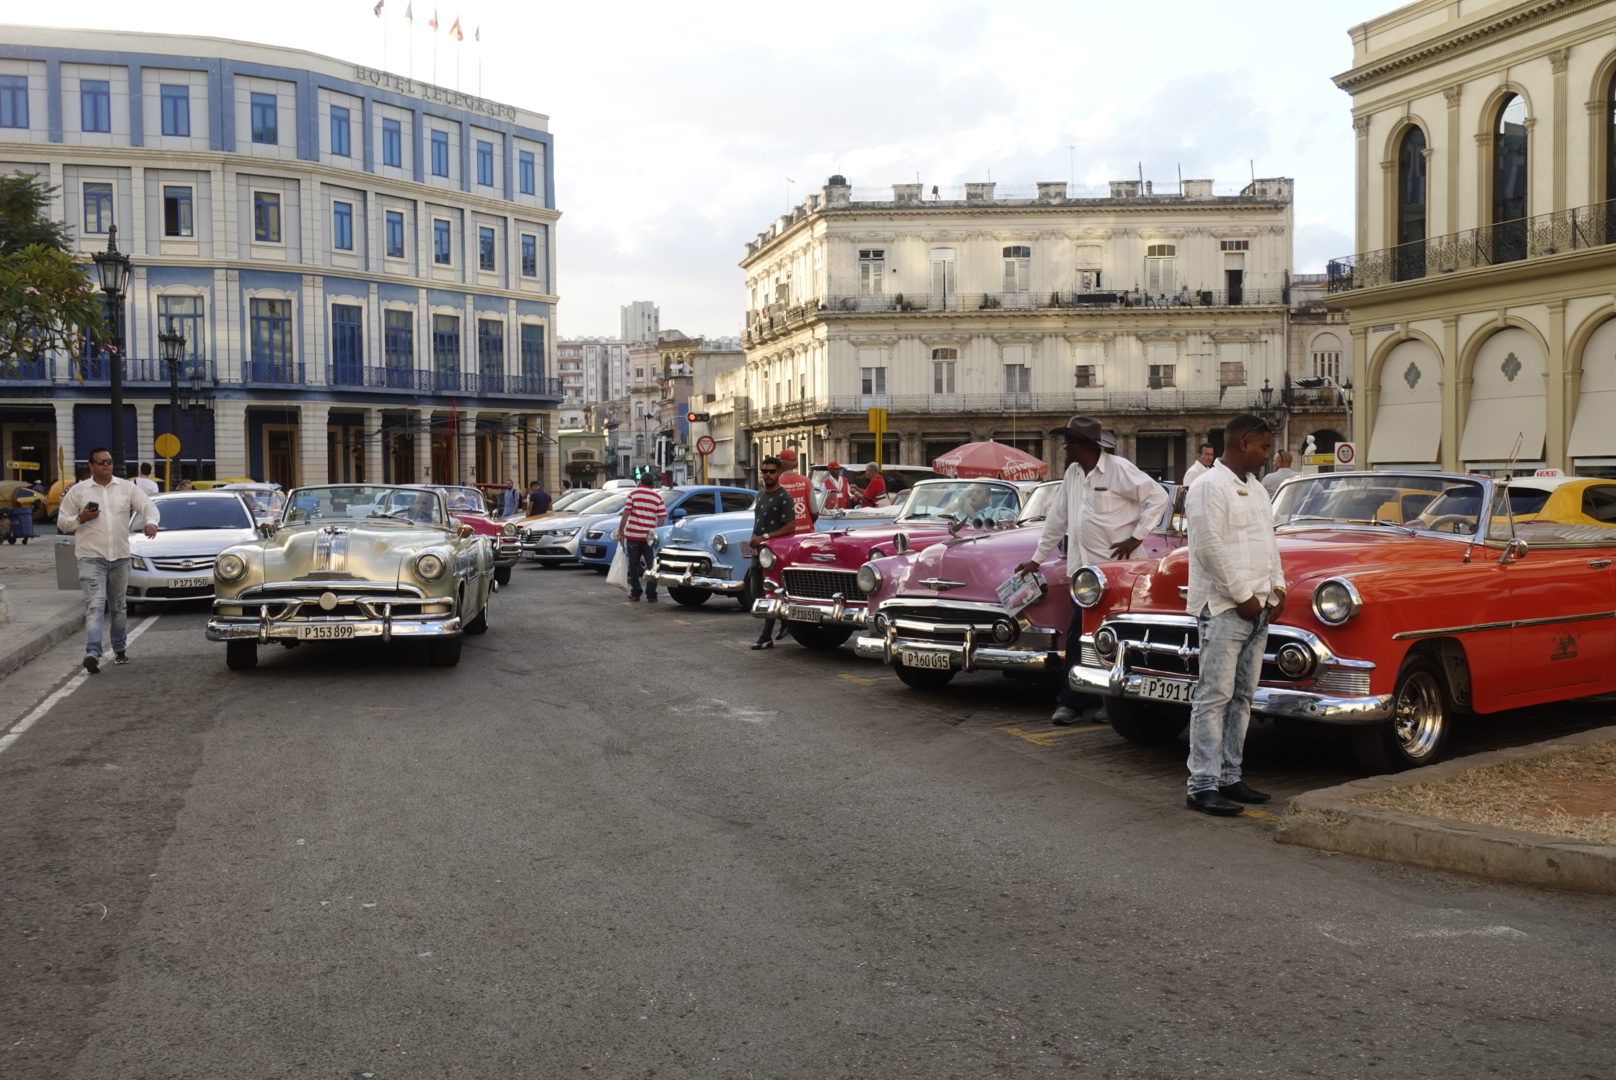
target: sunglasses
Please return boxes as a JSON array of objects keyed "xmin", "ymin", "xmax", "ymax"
[
  {"xmin": 760, "ymin": 468, "xmax": 780, "ymax": 474},
  {"xmin": 91, "ymin": 459, "xmax": 112, "ymax": 465}
]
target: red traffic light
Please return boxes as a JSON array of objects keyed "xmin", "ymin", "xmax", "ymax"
[{"xmin": 686, "ymin": 411, "xmax": 711, "ymax": 423}]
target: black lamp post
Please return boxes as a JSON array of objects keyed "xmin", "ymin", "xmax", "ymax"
[
  {"xmin": 91, "ymin": 225, "xmax": 133, "ymax": 477},
  {"xmin": 159, "ymin": 319, "xmax": 187, "ymax": 484},
  {"xmin": 1260, "ymin": 377, "xmax": 1274, "ymax": 416}
]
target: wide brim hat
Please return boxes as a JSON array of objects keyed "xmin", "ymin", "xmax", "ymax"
[{"xmin": 1050, "ymin": 415, "xmax": 1114, "ymax": 449}]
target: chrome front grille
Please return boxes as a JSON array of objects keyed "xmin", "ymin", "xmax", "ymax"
[
  {"xmin": 1095, "ymin": 615, "xmax": 1374, "ymax": 692},
  {"xmin": 880, "ymin": 603, "xmax": 1058, "ymax": 650},
  {"xmin": 782, "ymin": 568, "xmax": 866, "ymax": 602},
  {"xmin": 1314, "ymin": 668, "xmax": 1373, "ymax": 697},
  {"xmin": 1080, "ymin": 643, "xmax": 1103, "ymax": 667},
  {"xmin": 657, "ymin": 549, "xmax": 713, "ymax": 576},
  {"xmin": 150, "ymin": 555, "xmax": 217, "ymax": 573}
]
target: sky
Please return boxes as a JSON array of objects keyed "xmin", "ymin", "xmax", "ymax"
[{"xmin": 20, "ymin": 0, "xmax": 1395, "ymax": 338}]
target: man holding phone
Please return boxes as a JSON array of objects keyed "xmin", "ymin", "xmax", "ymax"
[{"xmin": 57, "ymin": 447, "xmax": 160, "ymax": 673}]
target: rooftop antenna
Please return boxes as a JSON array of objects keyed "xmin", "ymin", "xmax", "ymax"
[
  {"xmin": 1137, "ymin": 161, "xmax": 1143, "ymax": 184},
  {"xmin": 1069, "ymin": 145, "xmax": 1075, "ymax": 187},
  {"xmin": 1177, "ymin": 163, "xmax": 1182, "ymax": 193},
  {"xmin": 1250, "ymin": 159, "xmax": 1256, "ymax": 184},
  {"xmin": 785, "ymin": 176, "xmax": 795, "ymax": 208}
]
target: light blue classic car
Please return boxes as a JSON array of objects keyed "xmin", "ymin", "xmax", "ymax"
[{"xmin": 647, "ymin": 510, "xmax": 760, "ymax": 608}]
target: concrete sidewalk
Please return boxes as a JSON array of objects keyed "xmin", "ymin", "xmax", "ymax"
[{"xmin": 0, "ymin": 525, "xmax": 86, "ymax": 680}]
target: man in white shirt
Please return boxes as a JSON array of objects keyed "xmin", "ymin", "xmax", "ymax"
[
  {"xmin": 1182, "ymin": 415, "xmax": 1286, "ymax": 816},
  {"xmin": 134, "ymin": 462, "xmax": 161, "ymax": 495},
  {"xmin": 1181, "ymin": 442, "xmax": 1215, "ymax": 487},
  {"xmin": 1016, "ymin": 415, "xmax": 1169, "ymax": 726},
  {"xmin": 1261, "ymin": 450, "xmax": 1300, "ymax": 496},
  {"xmin": 57, "ymin": 447, "xmax": 160, "ymax": 673}
]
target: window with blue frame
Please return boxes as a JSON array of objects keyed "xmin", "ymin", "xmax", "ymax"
[
  {"xmin": 330, "ymin": 105, "xmax": 351, "ymax": 157},
  {"xmin": 478, "ymin": 226, "xmax": 496, "ymax": 272},
  {"xmin": 157, "ymin": 296, "xmax": 204, "ymax": 361},
  {"xmin": 533, "ymin": 225, "xmax": 550, "ymax": 291},
  {"xmin": 432, "ymin": 314, "xmax": 461, "ymax": 388},
  {"xmin": 332, "ymin": 201, "xmax": 354, "ymax": 251},
  {"xmin": 520, "ymin": 234, "xmax": 537, "ymax": 278},
  {"xmin": 250, "ymin": 298, "xmax": 293, "ymax": 378},
  {"xmin": 330, "ymin": 304, "xmax": 363, "ymax": 385},
  {"xmin": 160, "ymin": 85, "xmax": 189, "ymax": 137},
  {"xmin": 83, "ymin": 183, "xmax": 113, "ymax": 235},
  {"xmin": 80, "ymin": 80, "xmax": 110, "ymax": 133},
  {"xmin": 477, "ymin": 319, "xmax": 504, "ymax": 382},
  {"xmin": 384, "ymin": 310, "xmax": 414, "ymax": 386},
  {"xmin": 433, "ymin": 219, "xmax": 452, "ymax": 265},
  {"xmin": 0, "ymin": 75, "xmax": 27, "ymax": 129},
  {"xmin": 385, "ymin": 210, "xmax": 405, "ymax": 259},
  {"xmin": 518, "ymin": 150, "xmax": 535, "ymax": 195},
  {"xmin": 382, "ymin": 118, "xmax": 402, "ymax": 167},
  {"xmin": 520, "ymin": 324, "xmax": 545, "ymax": 379},
  {"xmin": 162, "ymin": 186, "xmax": 193, "ymax": 238},
  {"xmin": 476, "ymin": 140, "xmax": 494, "ymax": 186},
  {"xmin": 430, "ymin": 130, "xmax": 449, "ymax": 176},
  {"xmin": 253, "ymin": 192, "xmax": 282, "ymax": 243},
  {"xmin": 250, "ymin": 92, "xmax": 278, "ymax": 145}
]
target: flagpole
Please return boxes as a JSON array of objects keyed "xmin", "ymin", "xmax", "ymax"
[{"xmin": 477, "ymin": 29, "xmax": 482, "ymax": 97}]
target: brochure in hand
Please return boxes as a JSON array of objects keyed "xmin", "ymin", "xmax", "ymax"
[{"xmin": 996, "ymin": 570, "xmax": 1046, "ymax": 617}]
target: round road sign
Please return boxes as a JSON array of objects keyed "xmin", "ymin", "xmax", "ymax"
[
  {"xmin": 154, "ymin": 433, "xmax": 182, "ymax": 458},
  {"xmin": 695, "ymin": 435, "xmax": 717, "ymax": 456},
  {"xmin": 1334, "ymin": 441, "xmax": 1357, "ymax": 467}
]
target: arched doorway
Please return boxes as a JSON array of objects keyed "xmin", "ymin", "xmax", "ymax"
[
  {"xmin": 1460, "ymin": 328, "xmax": 1545, "ymax": 475},
  {"xmin": 1368, "ymin": 340, "xmax": 1442, "ymax": 468}
]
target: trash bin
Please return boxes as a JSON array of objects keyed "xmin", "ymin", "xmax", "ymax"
[
  {"xmin": 55, "ymin": 535, "xmax": 80, "ymax": 591},
  {"xmin": 6, "ymin": 505, "xmax": 35, "ymax": 544}
]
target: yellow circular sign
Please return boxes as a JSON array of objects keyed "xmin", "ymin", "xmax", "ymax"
[{"xmin": 154, "ymin": 433, "xmax": 182, "ymax": 458}]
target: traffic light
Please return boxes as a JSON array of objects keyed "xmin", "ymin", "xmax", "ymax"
[{"xmin": 686, "ymin": 411, "xmax": 711, "ymax": 423}]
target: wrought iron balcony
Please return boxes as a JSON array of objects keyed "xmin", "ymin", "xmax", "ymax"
[
  {"xmin": 1328, "ymin": 199, "xmax": 1616, "ymax": 293},
  {"xmin": 243, "ymin": 360, "xmax": 306, "ymax": 385},
  {"xmin": 69, "ymin": 357, "xmax": 219, "ymax": 384},
  {"xmin": 744, "ymin": 389, "xmax": 1316, "ymax": 424},
  {"xmin": 0, "ymin": 357, "xmax": 55, "ymax": 382},
  {"xmin": 324, "ymin": 364, "xmax": 563, "ymax": 398}
]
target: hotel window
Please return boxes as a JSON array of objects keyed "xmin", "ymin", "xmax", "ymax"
[
  {"xmin": 858, "ymin": 249, "xmax": 884, "ymax": 296},
  {"xmin": 477, "ymin": 319, "xmax": 504, "ymax": 377},
  {"xmin": 330, "ymin": 305, "xmax": 363, "ymax": 376},
  {"xmin": 1001, "ymin": 246, "xmax": 1031, "ymax": 294},
  {"xmin": 157, "ymin": 296, "xmax": 203, "ymax": 360},
  {"xmin": 162, "ymin": 186, "xmax": 193, "ymax": 238},
  {"xmin": 253, "ymin": 192, "xmax": 282, "ymax": 243},
  {"xmin": 859, "ymin": 367, "xmax": 886, "ymax": 395},
  {"xmin": 478, "ymin": 226, "xmax": 496, "ymax": 271},
  {"xmin": 250, "ymin": 298, "xmax": 293, "ymax": 372},
  {"xmin": 0, "ymin": 75, "xmax": 27, "ymax": 128},
  {"xmin": 330, "ymin": 105, "xmax": 351, "ymax": 157},
  {"xmin": 1075, "ymin": 365, "xmax": 1099, "ymax": 388},
  {"xmin": 385, "ymin": 210, "xmax": 405, "ymax": 259},
  {"xmin": 384, "ymin": 310, "xmax": 414, "ymax": 370},
  {"xmin": 430, "ymin": 130, "xmax": 449, "ymax": 176},
  {"xmin": 1145, "ymin": 244, "xmax": 1176, "ymax": 293},
  {"xmin": 83, "ymin": 183, "xmax": 113, "ymax": 235},
  {"xmin": 80, "ymin": 80, "xmax": 110, "ymax": 133},
  {"xmin": 250, "ymin": 92, "xmax": 278, "ymax": 144},
  {"xmin": 932, "ymin": 348, "xmax": 957, "ymax": 394},
  {"xmin": 520, "ymin": 233, "xmax": 537, "ymax": 277},
  {"xmin": 521, "ymin": 324, "xmax": 546, "ymax": 378},
  {"xmin": 1312, "ymin": 350, "xmax": 1342, "ymax": 381},
  {"xmin": 160, "ymin": 85, "xmax": 190, "ymax": 137},
  {"xmin": 476, "ymin": 140, "xmax": 494, "ymax": 186},
  {"xmin": 332, "ymin": 201, "xmax": 354, "ymax": 251},
  {"xmin": 1218, "ymin": 361, "xmax": 1247, "ymax": 387},
  {"xmin": 1004, "ymin": 363, "xmax": 1031, "ymax": 394},
  {"xmin": 1147, "ymin": 364, "xmax": 1176, "ymax": 389},
  {"xmin": 432, "ymin": 314, "xmax": 461, "ymax": 377},
  {"xmin": 433, "ymin": 219, "xmax": 452, "ymax": 265},
  {"xmin": 518, "ymin": 149, "xmax": 535, "ymax": 195},
  {"xmin": 1219, "ymin": 239, "xmax": 1250, "ymax": 251},
  {"xmin": 374, "ymin": 118, "xmax": 399, "ymax": 168}
]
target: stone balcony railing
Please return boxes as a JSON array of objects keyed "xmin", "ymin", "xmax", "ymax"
[{"xmin": 744, "ymin": 388, "xmax": 1335, "ymax": 424}]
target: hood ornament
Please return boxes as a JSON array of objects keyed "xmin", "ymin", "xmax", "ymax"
[
  {"xmin": 920, "ymin": 577, "xmax": 966, "ymax": 591},
  {"xmin": 810, "ymin": 553, "xmax": 838, "ymax": 562}
]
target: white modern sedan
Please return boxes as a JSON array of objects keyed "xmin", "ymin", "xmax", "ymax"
[{"xmin": 127, "ymin": 490, "xmax": 260, "ymax": 608}]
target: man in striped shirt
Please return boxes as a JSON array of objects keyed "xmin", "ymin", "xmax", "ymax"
[{"xmin": 616, "ymin": 475, "xmax": 667, "ymax": 602}]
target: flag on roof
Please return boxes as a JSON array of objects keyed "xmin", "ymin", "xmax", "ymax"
[
  {"xmin": 428, "ymin": 9, "xmax": 437, "ymax": 30},
  {"xmin": 404, "ymin": 2, "xmax": 413, "ymax": 25},
  {"xmin": 373, "ymin": 0, "xmax": 384, "ymax": 16},
  {"xmin": 449, "ymin": 17, "xmax": 463, "ymax": 40}
]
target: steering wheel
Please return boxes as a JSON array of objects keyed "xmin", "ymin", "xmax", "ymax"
[{"xmin": 1422, "ymin": 513, "xmax": 1474, "ymax": 534}]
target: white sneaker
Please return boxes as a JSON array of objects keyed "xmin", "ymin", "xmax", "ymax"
[{"xmin": 1050, "ymin": 705, "xmax": 1077, "ymax": 725}]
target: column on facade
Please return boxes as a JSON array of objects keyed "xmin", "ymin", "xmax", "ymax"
[
  {"xmin": 300, "ymin": 402, "xmax": 330, "ymax": 487},
  {"xmin": 362, "ymin": 407, "xmax": 385, "ymax": 485},
  {"xmin": 52, "ymin": 401, "xmax": 76, "ymax": 475},
  {"xmin": 413, "ymin": 408, "xmax": 434, "ymax": 484},
  {"xmin": 458, "ymin": 415, "xmax": 477, "ymax": 485},
  {"xmin": 214, "ymin": 399, "xmax": 251, "ymax": 480},
  {"xmin": 1546, "ymin": 300, "xmax": 1568, "ymax": 470},
  {"xmin": 133, "ymin": 402, "xmax": 156, "ymax": 475},
  {"xmin": 1441, "ymin": 317, "xmax": 1462, "ymax": 472}
]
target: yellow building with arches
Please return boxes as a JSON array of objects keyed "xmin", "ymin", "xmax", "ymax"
[{"xmin": 1330, "ymin": 0, "xmax": 1616, "ymax": 477}]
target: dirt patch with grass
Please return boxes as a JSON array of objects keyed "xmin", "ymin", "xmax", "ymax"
[{"xmin": 1354, "ymin": 738, "xmax": 1616, "ymax": 845}]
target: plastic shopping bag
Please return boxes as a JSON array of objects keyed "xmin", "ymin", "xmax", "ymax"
[{"xmin": 606, "ymin": 543, "xmax": 630, "ymax": 592}]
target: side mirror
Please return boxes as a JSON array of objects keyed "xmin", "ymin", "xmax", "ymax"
[
  {"xmin": 893, "ymin": 532, "xmax": 909, "ymax": 554},
  {"xmin": 458, "ymin": 524, "xmax": 474, "ymax": 539},
  {"xmin": 258, "ymin": 521, "xmax": 278, "ymax": 538},
  {"xmin": 129, "ymin": 513, "xmax": 146, "ymax": 533},
  {"xmin": 672, "ymin": 508, "xmax": 688, "ymax": 519},
  {"xmin": 1497, "ymin": 537, "xmax": 1529, "ymax": 564}
]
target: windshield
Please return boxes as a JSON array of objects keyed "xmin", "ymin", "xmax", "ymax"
[
  {"xmin": 433, "ymin": 486, "xmax": 487, "ymax": 513},
  {"xmin": 283, "ymin": 485, "xmax": 446, "ymax": 527},
  {"xmin": 230, "ymin": 488, "xmax": 284, "ymax": 514},
  {"xmin": 899, "ymin": 480, "xmax": 1020, "ymax": 523},
  {"xmin": 152, "ymin": 496, "xmax": 253, "ymax": 531},
  {"xmin": 1273, "ymin": 474, "xmax": 1484, "ymax": 535},
  {"xmin": 557, "ymin": 489, "xmax": 611, "ymax": 514},
  {"xmin": 578, "ymin": 493, "xmax": 630, "ymax": 517},
  {"xmin": 1018, "ymin": 483, "xmax": 1060, "ymax": 524}
]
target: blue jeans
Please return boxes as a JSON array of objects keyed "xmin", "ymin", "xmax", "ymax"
[
  {"xmin": 78, "ymin": 556, "xmax": 131, "ymax": 659},
  {"xmin": 625, "ymin": 540, "xmax": 657, "ymax": 600},
  {"xmin": 1187, "ymin": 605, "xmax": 1267, "ymax": 793}
]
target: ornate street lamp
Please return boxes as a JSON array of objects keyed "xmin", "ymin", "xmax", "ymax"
[
  {"xmin": 159, "ymin": 319, "xmax": 187, "ymax": 478},
  {"xmin": 91, "ymin": 225, "xmax": 133, "ymax": 477}
]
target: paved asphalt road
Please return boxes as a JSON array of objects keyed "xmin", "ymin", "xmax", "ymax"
[{"xmin": 1, "ymin": 562, "xmax": 1613, "ymax": 1080}]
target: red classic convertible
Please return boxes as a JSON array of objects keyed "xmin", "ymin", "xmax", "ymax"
[
  {"xmin": 1067, "ymin": 470, "xmax": 1616, "ymax": 773},
  {"xmin": 423, "ymin": 485, "xmax": 521, "ymax": 587}
]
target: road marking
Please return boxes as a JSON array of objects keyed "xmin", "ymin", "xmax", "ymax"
[
  {"xmin": 997, "ymin": 724, "xmax": 1104, "ymax": 747},
  {"xmin": 837, "ymin": 672, "xmax": 894, "ymax": 686},
  {"xmin": 672, "ymin": 619, "xmax": 692, "ymax": 626},
  {"xmin": 0, "ymin": 615, "xmax": 159, "ymax": 758}
]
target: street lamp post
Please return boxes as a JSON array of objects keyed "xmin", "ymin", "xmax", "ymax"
[
  {"xmin": 91, "ymin": 225, "xmax": 133, "ymax": 477},
  {"xmin": 159, "ymin": 319, "xmax": 186, "ymax": 488}
]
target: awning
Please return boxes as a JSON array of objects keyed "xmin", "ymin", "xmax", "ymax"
[
  {"xmin": 1367, "ymin": 401, "xmax": 1440, "ymax": 464},
  {"xmin": 1458, "ymin": 396, "xmax": 1546, "ymax": 462},
  {"xmin": 1569, "ymin": 388, "xmax": 1616, "ymax": 456}
]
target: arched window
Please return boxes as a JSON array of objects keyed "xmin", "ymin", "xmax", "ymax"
[
  {"xmin": 1493, "ymin": 94, "xmax": 1529, "ymax": 260},
  {"xmin": 1396, "ymin": 127, "xmax": 1427, "ymax": 279},
  {"xmin": 1607, "ymin": 71, "xmax": 1616, "ymax": 204}
]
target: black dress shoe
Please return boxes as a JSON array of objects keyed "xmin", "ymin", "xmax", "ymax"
[
  {"xmin": 1218, "ymin": 781, "xmax": 1271, "ymax": 804},
  {"xmin": 1186, "ymin": 790, "xmax": 1244, "ymax": 816},
  {"xmin": 750, "ymin": 639, "xmax": 773, "ymax": 651}
]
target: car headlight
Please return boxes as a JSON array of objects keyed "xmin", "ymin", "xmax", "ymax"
[
  {"xmin": 1069, "ymin": 565, "xmax": 1105, "ymax": 608},
  {"xmin": 712, "ymin": 534, "xmax": 727, "ymax": 553},
  {"xmin": 1275, "ymin": 642, "xmax": 1316, "ymax": 678},
  {"xmin": 1312, "ymin": 578, "xmax": 1362, "ymax": 625},
  {"xmin": 130, "ymin": 555, "xmax": 148, "ymax": 571},
  {"xmin": 856, "ymin": 561, "xmax": 882, "ymax": 594},
  {"xmin": 215, "ymin": 552, "xmax": 248, "ymax": 583},
  {"xmin": 649, "ymin": 533, "xmax": 661, "ymax": 548},
  {"xmin": 758, "ymin": 546, "xmax": 777, "ymax": 570},
  {"xmin": 414, "ymin": 552, "xmax": 447, "ymax": 581},
  {"xmin": 991, "ymin": 618, "xmax": 1019, "ymax": 645},
  {"xmin": 502, "ymin": 522, "xmax": 517, "ymax": 536}
]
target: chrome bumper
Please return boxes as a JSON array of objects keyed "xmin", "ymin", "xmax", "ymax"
[
  {"xmin": 1065, "ymin": 664, "xmax": 1394, "ymax": 724},
  {"xmin": 852, "ymin": 633, "xmax": 1059, "ymax": 673},
  {"xmin": 206, "ymin": 615, "xmax": 462, "ymax": 643},
  {"xmin": 495, "ymin": 537, "xmax": 521, "ymax": 564},
  {"xmin": 652, "ymin": 568, "xmax": 745, "ymax": 595},
  {"xmin": 752, "ymin": 594, "xmax": 868, "ymax": 627}
]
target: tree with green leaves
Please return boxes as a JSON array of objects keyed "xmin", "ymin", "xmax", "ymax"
[
  {"xmin": 0, "ymin": 172, "xmax": 74, "ymax": 255},
  {"xmin": 0, "ymin": 172, "xmax": 103, "ymax": 373}
]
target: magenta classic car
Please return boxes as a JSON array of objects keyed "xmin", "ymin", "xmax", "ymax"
[
  {"xmin": 752, "ymin": 478, "xmax": 1035, "ymax": 650},
  {"xmin": 853, "ymin": 484, "xmax": 1185, "ymax": 689}
]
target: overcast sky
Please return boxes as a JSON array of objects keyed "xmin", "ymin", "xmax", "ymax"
[{"xmin": 28, "ymin": 0, "xmax": 1393, "ymax": 338}]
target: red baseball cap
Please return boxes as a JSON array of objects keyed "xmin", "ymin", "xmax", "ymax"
[
  {"xmin": 827, "ymin": 461, "xmax": 841, "ymax": 469},
  {"xmin": 778, "ymin": 449, "xmax": 798, "ymax": 463}
]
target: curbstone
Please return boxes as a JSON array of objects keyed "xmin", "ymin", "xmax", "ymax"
[
  {"xmin": 1276, "ymin": 724, "xmax": 1616, "ymax": 894},
  {"xmin": 0, "ymin": 601, "xmax": 85, "ymax": 682}
]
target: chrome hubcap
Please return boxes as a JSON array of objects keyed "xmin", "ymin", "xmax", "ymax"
[{"xmin": 1392, "ymin": 671, "xmax": 1444, "ymax": 760}]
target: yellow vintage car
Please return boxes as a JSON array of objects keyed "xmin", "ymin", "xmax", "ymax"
[{"xmin": 205, "ymin": 484, "xmax": 496, "ymax": 670}]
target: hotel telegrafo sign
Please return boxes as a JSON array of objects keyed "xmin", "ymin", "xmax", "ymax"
[{"xmin": 351, "ymin": 66, "xmax": 520, "ymax": 123}]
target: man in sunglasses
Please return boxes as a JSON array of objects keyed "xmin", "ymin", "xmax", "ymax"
[
  {"xmin": 57, "ymin": 447, "xmax": 160, "ymax": 673},
  {"xmin": 748, "ymin": 456, "xmax": 798, "ymax": 649}
]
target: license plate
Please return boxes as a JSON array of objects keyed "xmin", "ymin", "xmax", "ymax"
[
  {"xmin": 1137, "ymin": 675, "xmax": 1195, "ymax": 704},
  {"xmin": 900, "ymin": 649, "xmax": 953, "ymax": 671},
  {"xmin": 172, "ymin": 576, "xmax": 210, "ymax": 589},
  {"xmin": 582, "ymin": 546, "xmax": 604, "ymax": 558},
  {"xmin": 787, "ymin": 604, "xmax": 823, "ymax": 623},
  {"xmin": 297, "ymin": 624, "xmax": 357, "ymax": 640}
]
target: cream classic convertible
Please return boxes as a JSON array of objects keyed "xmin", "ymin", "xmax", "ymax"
[{"xmin": 205, "ymin": 484, "xmax": 496, "ymax": 670}]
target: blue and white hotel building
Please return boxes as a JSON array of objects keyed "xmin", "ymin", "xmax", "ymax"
[{"xmin": 0, "ymin": 26, "xmax": 561, "ymax": 490}]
